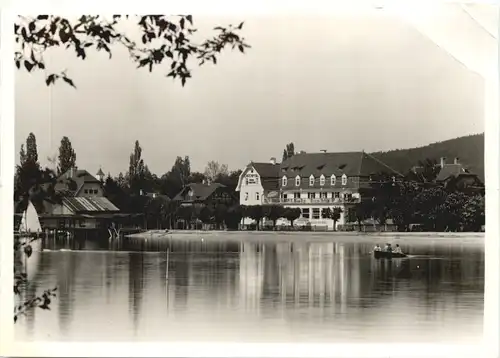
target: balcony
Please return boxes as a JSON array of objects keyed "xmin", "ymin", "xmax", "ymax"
[{"xmin": 263, "ymin": 197, "xmax": 360, "ymax": 205}]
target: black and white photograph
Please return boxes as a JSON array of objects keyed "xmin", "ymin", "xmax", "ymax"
[{"xmin": 1, "ymin": 1, "xmax": 499, "ymax": 357}]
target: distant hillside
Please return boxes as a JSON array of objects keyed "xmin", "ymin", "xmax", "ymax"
[{"xmin": 370, "ymin": 133, "xmax": 484, "ymax": 182}]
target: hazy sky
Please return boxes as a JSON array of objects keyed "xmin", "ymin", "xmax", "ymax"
[{"xmin": 15, "ymin": 9, "xmax": 486, "ymax": 176}]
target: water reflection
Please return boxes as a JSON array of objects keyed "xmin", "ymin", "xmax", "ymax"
[{"xmin": 15, "ymin": 235, "xmax": 484, "ymax": 342}]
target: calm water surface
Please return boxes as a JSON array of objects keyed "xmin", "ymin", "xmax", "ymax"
[{"xmin": 15, "ymin": 234, "xmax": 484, "ymax": 342}]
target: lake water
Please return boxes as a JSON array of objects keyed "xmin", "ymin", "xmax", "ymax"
[{"xmin": 15, "ymin": 233, "xmax": 484, "ymax": 343}]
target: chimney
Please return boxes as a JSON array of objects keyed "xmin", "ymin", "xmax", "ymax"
[
  {"xmin": 454, "ymin": 157, "xmax": 459, "ymax": 165},
  {"xmin": 440, "ymin": 157, "xmax": 446, "ymax": 168},
  {"xmin": 270, "ymin": 157, "xmax": 276, "ymax": 165}
]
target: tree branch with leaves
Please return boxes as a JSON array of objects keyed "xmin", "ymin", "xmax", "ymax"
[{"xmin": 14, "ymin": 15, "xmax": 250, "ymax": 87}]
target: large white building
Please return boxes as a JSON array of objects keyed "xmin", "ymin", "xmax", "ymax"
[
  {"xmin": 236, "ymin": 151, "xmax": 401, "ymax": 230},
  {"xmin": 235, "ymin": 157, "xmax": 281, "ymax": 226}
]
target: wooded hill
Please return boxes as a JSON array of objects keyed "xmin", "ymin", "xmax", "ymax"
[{"xmin": 370, "ymin": 133, "xmax": 484, "ymax": 182}]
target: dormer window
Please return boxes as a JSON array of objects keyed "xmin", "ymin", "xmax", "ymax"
[
  {"xmin": 309, "ymin": 175, "xmax": 315, "ymax": 186},
  {"xmin": 342, "ymin": 174, "xmax": 347, "ymax": 186},
  {"xmin": 295, "ymin": 175, "xmax": 301, "ymax": 187},
  {"xmin": 320, "ymin": 175, "xmax": 325, "ymax": 186},
  {"xmin": 331, "ymin": 174, "xmax": 336, "ymax": 186},
  {"xmin": 282, "ymin": 176, "xmax": 287, "ymax": 187}
]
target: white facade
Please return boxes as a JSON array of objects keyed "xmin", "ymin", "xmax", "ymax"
[
  {"xmin": 236, "ymin": 165, "xmax": 266, "ymax": 226},
  {"xmin": 236, "ymin": 166, "xmax": 265, "ymax": 206}
]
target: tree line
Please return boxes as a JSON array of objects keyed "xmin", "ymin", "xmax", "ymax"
[{"xmin": 345, "ymin": 166, "xmax": 485, "ymax": 232}]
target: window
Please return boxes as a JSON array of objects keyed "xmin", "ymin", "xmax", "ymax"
[
  {"xmin": 294, "ymin": 192, "xmax": 301, "ymax": 199},
  {"xmin": 295, "ymin": 175, "xmax": 301, "ymax": 186},
  {"xmin": 245, "ymin": 178, "xmax": 249, "ymax": 185},
  {"xmin": 244, "ymin": 192, "xmax": 249, "ymax": 201},
  {"xmin": 308, "ymin": 192, "xmax": 315, "ymax": 199},
  {"xmin": 342, "ymin": 174, "xmax": 347, "ymax": 186},
  {"xmin": 246, "ymin": 174, "xmax": 258, "ymax": 185},
  {"xmin": 331, "ymin": 175, "xmax": 336, "ymax": 186},
  {"xmin": 309, "ymin": 175, "xmax": 315, "ymax": 186},
  {"xmin": 312, "ymin": 208, "xmax": 320, "ymax": 219},
  {"xmin": 345, "ymin": 193, "xmax": 353, "ymax": 201},
  {"xmin": 320, "ymin": 175, "xmax": 325, "ymax": 186},
  {"xmin": 255, "ymin": 192, "xmax": 260, "ymax": 201},
  {"xmin": 320, "ymin": 192, "xmax": 327, "ymax": 199},
  {"xmin": 84, "ymin": 189, "xmax": 88, "ymax": 194},
  {"xmin": 282, "ymin": 176, "xmax": 287, "ymax": 187},
  {"xmin": 301, "ymin": 208, "xmax": 310, "ymax": 219},
  {"xmin": 334, "ymin": 192, "xmax": 340, "ymax": 199}
]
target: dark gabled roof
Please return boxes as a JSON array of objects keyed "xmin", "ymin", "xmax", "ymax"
[
  {"xmin": 54, "ymin": 168, "xmax": 101, "ymax": 196},
  {"xmin": 244, "ymin": 162, "xmax": 281, "ymax": 191},
  {"xmin": 173, "ymin": 182, "xmax": 226, "ymax": 202},
  {"xmin": 62, "ymin": 197, "xmax": 120, "ymax": 213},
  {"xmin": 280, "ymin": 151, "xmax": 402, "ymax": 178},
  {"xmin": 436, "ymin": 164, "xmax": 475, "ymax": 181},
  {"xmin": 250, "ymin": 162, "xmax": 281, "ymax": 178}
]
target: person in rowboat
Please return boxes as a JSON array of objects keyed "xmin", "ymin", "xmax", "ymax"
[
  {"xmin": 393, "ymin": 244, "xmax": 403, "ymax": 254},
  {"xmin": 384, "ymin": 243, "xmax": 392, "ymax": 252},
  {"xmin": 373, "ymin": 244, "xmax": 382, "ymax": 252}
]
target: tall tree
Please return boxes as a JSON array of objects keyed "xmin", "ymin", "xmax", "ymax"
[
  {"xmin": 282, "ymin": 142, "xmax": 295, "ymax": 161},
  {"xmin": 171, "ymin": 156, "xmax": 191, "ymax": 188},
  {"xmin": 57, "ymin": 136, "xmax": 77, "ymax": 174},
  {"xmin": 19, "ymin": 144, "xmax": 27, "ymax": 166},
  {"xmin": 25, "ymin": 132, "xmax": 39, "ymax": 165},
  {"xmin": 204, "ymin": 160, "xmax": 229, "ymax": 182},
  {"xmin": 15, "ymin": 133, "xmax": 42, "ymax": 201},
  {"xmin": 15, "ymin": 15, "xmax": 250, "ymax": 88},
  {"xmin": 128, "ymin": 140, "xmax": 145, "ymax": 194}
]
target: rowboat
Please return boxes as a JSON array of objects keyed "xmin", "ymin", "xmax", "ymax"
[{"xmin": 374, "ymin": 251, "xmax": 407, "ymax": 259}]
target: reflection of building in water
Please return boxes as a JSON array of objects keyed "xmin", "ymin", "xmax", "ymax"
[
  {"xmin": 128, "ymin": 253, "xmax": 145, "ymax": 334},
  {"xmin": 237, "ymin": 241, "xmax": 370, "ymax": 313},
  {"xmin": 56, "ymin": 251, "xmax": 78, "ymax": 334},
  {"xmin": 238, "ymin": 242, "xmax": 264, "ymax": 312}
]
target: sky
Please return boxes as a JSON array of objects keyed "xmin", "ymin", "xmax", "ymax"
[{"xmin": 15, "ymin": 5, "xmax": 492, "ymax": 177}]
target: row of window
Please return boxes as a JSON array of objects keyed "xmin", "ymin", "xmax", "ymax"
[
  {"xmin": 285, "ymin": 192, "xmax": 352, "ymax": 200},
  {"xmin": 84, "ymin": 189, "xmax": 99, "ymax": 194},
  {"xmin": 301, "ymin": 207, "xmax": 342, "ymax": 220},
  {"xmin": 244, "ymin": 192, "xmax": 260, "ymax": 201},
  {"xmin": 282, "ymin": 174, "xmax": 347, "ymax": 187}
]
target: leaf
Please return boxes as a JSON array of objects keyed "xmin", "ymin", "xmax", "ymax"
[
  {"xmin": 14, "ymin": 315, "xmax": 18, "ymax": 323},
  {"xmin": 15, "ymin": 60, "xmax": 20, "ymax": 69},
  {"xmin": 28, "ymin": 21, "xmax": 36, "ymax": 32},
  {"xmin": 166, "ymin": 50, "xmax": 173, "ymax": 59},
  {"xmin": 186, "ymin": 15, "xmax": 193, "ymax": 24},
  {"xmin": 180, "ymin": 18, "xmax": 185, "ymax": 30},
  {"xmin": 37, "ymin": 15, "xmax": 49, "ymax": 20},
  {"xmin": 59, "ymin": 29, "xmax": 69, "ymax": 44},
  {"xmin": 45, "ymin": 74, "xmax": 57, "ymax": 86},
  {"xmin": 62, "ymin": 76, "xmax": 76, "ymax": 88},
  {"xmin": 237, "ymin": 22, "xmax": 244, "ymax": 30},
  {"xmin": 38, "ymin": 62, "xmax": 45, "ymax": 70},
  {"xmin": 24, "ymin": 61, "xmax": 34, "ymax": 72},
  {"xmin": 238, "ymin": 45, "xmax": 244, "ymax": 53}
]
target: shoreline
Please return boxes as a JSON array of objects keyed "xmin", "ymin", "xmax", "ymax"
[{"xmin": 126, "ymin": 229, "xmax": 485, "ymax": 242}]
